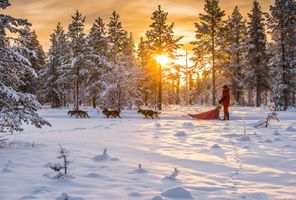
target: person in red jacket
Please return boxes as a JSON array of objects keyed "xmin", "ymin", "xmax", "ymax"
[{"xmin": 219, "ymin": 85, "xmax": 230, "ymax": 120}]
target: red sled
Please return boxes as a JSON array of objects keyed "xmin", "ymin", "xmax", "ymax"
[{"xmin": 188, "ymin": 106, "xmax": 221, "ymax": 120}]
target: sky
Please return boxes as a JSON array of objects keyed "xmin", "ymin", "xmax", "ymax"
[{"xmin": 3, "ymin": 0, "xmax": 274, "ymax": 51}]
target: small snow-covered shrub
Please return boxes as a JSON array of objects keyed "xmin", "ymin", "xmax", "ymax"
[
  {"xmin": 56, "ymin": 193, "xmax": 84, "ymax": 200},
  {"xmin": 2, "ymin": 160, "xmax": 12, "ymax": 172},
  {"xmin": 255, "ymin": 102, "xmax": 279, "ymax": 128},
  {"xmin": 164, "ymin": 168, "xmax": 180, "ymax": 180},
  {"xmin": 50, "ymin": 145, "xmax": 71, "ymax": 178},
  {"xmin": 93, "ymin": 148, "xmax": 109, "ymax": 161}
]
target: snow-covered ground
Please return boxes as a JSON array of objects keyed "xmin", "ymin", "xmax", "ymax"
[{"xmin": 1, "ymin": 106, "xmax": 296, "ymax": 200}]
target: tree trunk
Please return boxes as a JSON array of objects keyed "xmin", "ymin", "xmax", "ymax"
[
  {"xmin": 256, "ymin": 85, "xmax": 260, "ymax": 107},
  {"xmin": 75, "ymin": 68, "xmax": 80, "ymax": 111},
  {"xmin": 211, "ymin": 26, "xmax": 216, "ymax": 106},
  {"xmin": 212, "ymin": 68, "xmax": 216, "ymax": 106},
  {"xmin": 281, "ymin": 31, "xmax": 288, "ymax": 111},
  {"xmin": 92, "ymin": 96, "xmax": 96, "ymax": 108},
  {"xmin": 248, "ymin": 89, "xmax": 252, "ymax": 106},
  {"xmin": 157, "ymin": 63, "xmax": 162, "ymax": 110},
  {"xmin": 176, "ymin": 76, "xmax": 180, "ymax": 104}
]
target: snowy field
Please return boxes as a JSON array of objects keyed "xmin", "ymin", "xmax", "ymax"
[{"xmin": 1, "ymin": 106, "xmax": 296, "ymax": 200}]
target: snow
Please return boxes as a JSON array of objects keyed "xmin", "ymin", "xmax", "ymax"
[
  {"xmin": 1, "ymin": 106, "xmax": 296, "ymax": 200},
  {"xmin": 161, "ymin": 186, "xmax": 193, "ymax": 199}
]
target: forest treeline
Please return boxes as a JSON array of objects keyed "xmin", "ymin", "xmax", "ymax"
[{"xmin": 0, "ymin": 0, "xmax": 295, "ymax": 131}]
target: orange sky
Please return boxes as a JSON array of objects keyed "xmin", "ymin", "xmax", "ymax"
[{"xmin": 3, "ymin": 0, "xmax": 274, "ymax": 51}]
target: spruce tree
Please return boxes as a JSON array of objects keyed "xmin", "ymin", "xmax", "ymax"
[
  {"xmin": 137, "ymin": 37, "xmax": 154, "ymax": 106},
  {"xmin": 42, "ymin": 23, "xmax": 69, "ymax": 108},
  {"xmin": 0, "ymin": 0, "xmax": 49, "ymax": 132},
  {"xmin": 99, "ymin": 11, "xmax": 140, "ymax": 110},
  {"xmin": 18, "ymin": 26, "xmax": 46, "ymax": 99},
  {"xmin": 145, "ymin": 5, "xmax": 182, "ymax": 110},
  {"xmin": 245, "ymin": 0, "xmax": 269, "ymax": 107},
  {"xmin": 87, "ymin": 17, "xmax": 109, "ymax": 108},
  {"xmin": 268, "ymin": 0, "xmax": 296, "ymax": 110},
  {"xmin": 66, "ymin": 10, "xmax": 90, "ymax": 110},
  {"xmin": 223, "ymin": 6, "xmax": 248, "ymax": 105},
  {"xmin": 191, "ymin": 0, "xmax": 225, "ymax": 106},
  {"xmin": 107, "ymin": 11, "xmax": 126, "ymax": 60}
]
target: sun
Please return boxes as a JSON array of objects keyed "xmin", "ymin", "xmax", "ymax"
[{"xmin": 155, "ymin": 55, "xmax": 171, "ymax": 65}]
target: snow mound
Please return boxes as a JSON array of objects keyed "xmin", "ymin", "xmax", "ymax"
[
  {"xmin": 175, "ymin": 131, "xmax": 187, "ymax": 137},
  {"xmin": 182, "ymin": 122, "xmax": 194, "ymax": 127},
  {"xmin": 93, "ymin": 154, "xmax": 109, "ymax": 161},
  {"xmin": 128, "ymin": 192, "xmax": 142, "ymax": 197},
  {"xmin": 239, "ymin": 135, "xmax": 251, "ymax": 141},
  {"xmin": 155, "ymin": 122, "xmax": 161, "ymax": 128},
  {"xmin": 223, "ymin": 126, "xmax": 231, "ymax": 130},
  {"xmin": 224, "ymin": 133, "xmax": 241, "ymax": 138},
  {"xmin": 33, "ymin": 186, "xmax": 50, "ymax": 194},
  {"xmin": 264, "ymin": 139, "xmax": 273, "ymax": 143},
  {"xmin": 253, "ymin": 120, "xmax": 265, "ymax": 128},
  {"xmin": 20, "ymin": 195, "xmax": 37, "ymax": 199},
  {"xmin": 43, "ymin": 162, "xmax": 53, "ymax": 168},
  {"xmin": 131, "ymin": 164, "xmax": 147, "ymax": 174},
  {"xmin": 286, "ymin": 125, "xmax": 296, "ymax": 132},
  {"xmin": 110, "ymin": 157, "xmax": 119, "ymax": 161},
  {"xmin": 2, "ymin": 168, "xmax": 12, "ymax": 173},
  {"xmin": 273, "ymin": 129, "xmax": 280, "ymax": 135},
  {"xmin": 132, "ymin": 168, "xmax": 147, "ymax": 174},
  {"xmin": 211, "ymin": 144, "xmax": 221, "ymax": 149},
  {"xmin": 151, "ymin": 196, "xmax": 164, "ymax": 200},
  {"xmin": 163, "ymin": 168, "xmax": 180, "ymax": 181},
  {"xmin": 161, "ymin": 186, "xmax": 193, "ymax": 199},
  {"xmin": 85, "ymin": 173, "xmax": 103, "ymax": 178},
  {"xmin": 56, "ymin": 193, "xmax": 84, "ymax": 200},
  {"xmin": 93, "ymin": 149, "xmax": 110, "ymax": 161}
]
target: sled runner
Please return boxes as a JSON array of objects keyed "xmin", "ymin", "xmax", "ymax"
[{"xmin": 188, "ymin": 106, "xmax": 221, "ymax": 120}]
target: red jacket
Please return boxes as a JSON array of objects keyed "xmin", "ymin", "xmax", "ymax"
[{"xmin": 219, "ymin": 88, "xmax": 230, "ymax": 107}]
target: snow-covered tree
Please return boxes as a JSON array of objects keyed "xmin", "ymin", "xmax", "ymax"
[
  {"xmin": 41, "ymin": 23, "xmax": 70, "ymax": 108},
  {"xmin": 86, "ymin": 17, "xmax": 109, "ymax": 108},
  {"xmin": 137, "ymin": 37, "xmax": 155, "ymax": 106},
  {"xmin": 50, "ymin": 145, "xmax": 71, "ymax": 178},
  {"xmin": 65, "ymin": 10, "xmax": 91, "ymax": 110},
  {"xmin": 18, "ymin": 26, "xmax": 46, "ymax": 99},
  {"xmin": 145, "ymin": 5, "xmax": 182, "ymax": 110},
  {"xmin": 0, "ymin": 0, "xmax": 50, "ymax": 132},
  {"xmin": 223, "ymin": 6, "xmax": 248, "ymax": 105},
  {"xmin": 99, "ymin": 11, "xmax": 141, "ymax": 110},
  {"xmin": 268, "ymin": 0, "xmax": 296, "ymax": 110},
  {"xmin": 191, "ymin": 0, "xmax": 225, "ymax": 106},
  {"xmin": 245, "ymin": 0, "xmax": 269, "ymax": 107},
  {"xmin": 107, "ymin": 11, "xmax": 126, "ymax": 60}
]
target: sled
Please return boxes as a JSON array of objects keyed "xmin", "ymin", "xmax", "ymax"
[{"xmin": 188, "ymin": 106, "xmax": 221, "ymax": 120}]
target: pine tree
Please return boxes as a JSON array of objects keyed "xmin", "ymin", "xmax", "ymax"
[
  {"xmin": 268, "ymin": 0, "xmax": 296, "ymax": 110},
  {"xmin": 122, "ymin": 33, "xmax": 143, "ymax": 108},
  {"xmin": 223, "ymin": 6, "xmax": 248, "ymax": 105},
  {"xmin": 18, "ymin": 26, "xmax": 46, "ymax": 99},
  {"xmin": 0, "ymin": 0, "xmax": 50, "ymax": 132},
  {"xmin": 87, "ymin": 17, "xmax": 109, "ymax": 108},
  {"xmin": 41, "ymin": 23, "xmax": 70, "ymax": 108},
  {"xmin": 99, "ymin": 11, "xmax": 141, "ymax": 110},
  {"xmin": 66, "ymin": 10, "xmax": 90, "ymax": 110},
  {"xmin": 191, "ymin": 0, "xmax": 225, "ymax": 106},
  {"xmin": 245, "ymin": 0, "xmax": 269, "ymax": 107},
  {"xmin": 145, "ymin": 5, "xmax": 182, "ymax": 110},
  {"xmin": 137, "ymin": 37, "xmax": 154, "ymax": 106},
  {"xmin": 107, "ymin": 11, "xmax": 126, "ymax": 60}
]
